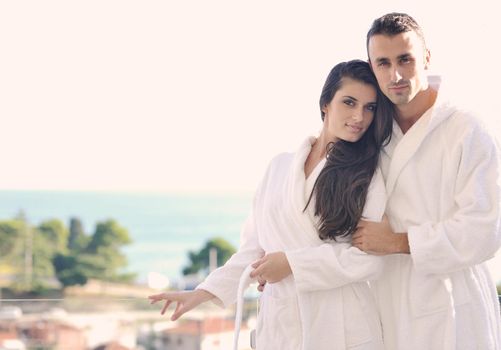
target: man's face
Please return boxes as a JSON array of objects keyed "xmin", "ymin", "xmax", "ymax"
[{"xmin": 368, "ymin": 31, "xmax": 430, "ymax": 106}]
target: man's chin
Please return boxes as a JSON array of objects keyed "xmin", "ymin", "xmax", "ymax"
[{"xmin": 388, "ymin": 94, "xmax": 412, "ymax": 105}]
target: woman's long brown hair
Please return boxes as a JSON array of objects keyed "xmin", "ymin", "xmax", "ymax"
[{"xmin": 306, "ymin": 60, "xmax": 394, "ymax": 240}]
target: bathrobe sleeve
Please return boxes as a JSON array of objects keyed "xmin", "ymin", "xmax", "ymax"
[
  {"xmin": 285, "ymin": 167, "xmax": 386, "ymax": 293},
  {"xmin": 196, "ymin": 208, "xmax": 264, "ymax": 307},
  {"xmin": 286, "ymin": 244, "xmax": 383, "ymax": 292},
  {"xmin": 195, "ymin": 161, "xmax": 272, "ymax": 307},
  {"xmin": 408, "ymin": 119, "xmax": 501, "ymax": 275}
]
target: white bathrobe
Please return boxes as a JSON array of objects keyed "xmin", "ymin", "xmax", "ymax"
[
  {"xmin": 197, "ymin": 137, "xmax": 386, "ymax": 349},
  {"xmin": 373, "ymin": 76, "xmax": 501, "ymax": 350}
]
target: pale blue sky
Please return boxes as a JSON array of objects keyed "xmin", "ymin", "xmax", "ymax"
[{"xmin": 1, "ymin": 0, "xmax": 499, "ymax": 192}]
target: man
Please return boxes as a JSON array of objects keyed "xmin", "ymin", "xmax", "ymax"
[{"xmin": 352, "ymin": 12, "xmax": 501, "ymax": 349}]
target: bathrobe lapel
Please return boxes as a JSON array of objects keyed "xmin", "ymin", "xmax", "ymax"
[
  {"xmin": 384, "ymin": 78, "xmax": 456, "ymax": 198},
  {"xmin": 285, "ymin": 138, "xmax": 348, "ymax": 350},
  {"xmin": 285, "ymin": 137, "xmax": 325, "ymax": 247}
]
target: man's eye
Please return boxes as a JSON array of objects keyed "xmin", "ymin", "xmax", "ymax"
[{"xmin": 378, "ymin": 61, "xmax": 389, "ymax": 67}]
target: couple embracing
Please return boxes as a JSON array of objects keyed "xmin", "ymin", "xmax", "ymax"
[{"xmin": 150, "ymin": 13, "xmax": 501, "ymax": 350}]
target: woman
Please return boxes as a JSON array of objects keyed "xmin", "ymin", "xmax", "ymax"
[{"xmin": 149, "ymin": 60, "xmax": 394, "ymax": 349}]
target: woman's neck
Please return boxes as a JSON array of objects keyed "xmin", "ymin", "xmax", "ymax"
[{"xmin": 304, "ymin": 132, "xmax": 334, "ymax": 179}]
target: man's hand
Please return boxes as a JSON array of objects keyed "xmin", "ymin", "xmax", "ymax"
[
  {"xmin": 250, "ymin": 252, "xmax": 292, "ymax": 284},
  {"xmin": 352, "ymin": 215, "xmax": 410, "ymax": 255}
]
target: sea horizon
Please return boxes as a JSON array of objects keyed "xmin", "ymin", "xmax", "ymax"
[
  {"xmin": 2, "ymin": 189, "xmax": 501, "ymax": 287},
  {"xmin": 0, "ymin": 190, "xmax": 254, "ymax": 284}
]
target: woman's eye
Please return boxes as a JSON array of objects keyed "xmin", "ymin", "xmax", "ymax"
[
  {"xmin": 366, "ymin": 105, "xmax": 376, "ymax": 111},
  {"xmin": 343, "ymin": 100, "xmax": 355, "ymax": 106}
]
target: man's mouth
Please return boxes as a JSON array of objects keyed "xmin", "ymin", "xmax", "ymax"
[{"xmin": 389, "ymin": 84, "xmax": 408, "ymax": 91}]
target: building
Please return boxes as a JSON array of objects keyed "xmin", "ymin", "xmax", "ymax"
[{"xmin": 154, "ymin": 316, "xmax": 253, "ymax": 350}]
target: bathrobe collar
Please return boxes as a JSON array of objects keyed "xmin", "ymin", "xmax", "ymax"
[
  {"xmin": 286, "ymin": 137, "xmax": 326, "ymax": 246},
  {"xmin": 384, "ymin": 76, "xmax": 457, "ymax": 197}
]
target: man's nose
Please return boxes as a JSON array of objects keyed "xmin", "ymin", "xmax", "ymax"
[{"xmin": 390, "ymin": 67, "xmax": 403, "ymax": 82}]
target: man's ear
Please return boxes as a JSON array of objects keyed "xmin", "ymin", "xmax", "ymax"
[{"xmin": 424, "ymin": 49, "xmax": 431, "ymax": 70}]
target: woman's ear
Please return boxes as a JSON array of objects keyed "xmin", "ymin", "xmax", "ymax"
[{"xmin": 321, "ymin": 105, "xmax": 327, "ymax": 117}]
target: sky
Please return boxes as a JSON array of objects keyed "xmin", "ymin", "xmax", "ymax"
[{"xmin": 1, "ymin": 0, "xmax": 500, "ymax": 193}]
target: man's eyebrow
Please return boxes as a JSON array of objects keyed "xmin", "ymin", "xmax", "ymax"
[{"xmin": 375, "ymin": 53, "xmax": 412, "ymax": 63}]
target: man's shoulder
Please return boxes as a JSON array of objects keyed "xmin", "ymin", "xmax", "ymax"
[
  {"xmin": 440, "ymin": 104, "xmax": 490, "ymax": 136},
  {"xmin": 440, "ymin": 105, "xmax": 498, "ymax": 150}
]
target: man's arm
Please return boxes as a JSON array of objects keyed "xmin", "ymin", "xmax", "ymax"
[{"xmin": 354, "ymin": 120, "xmax": 501, "ymax": 275}]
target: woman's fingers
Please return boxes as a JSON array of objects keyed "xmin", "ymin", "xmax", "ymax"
[
  {"xmin": 172, "ymin": 301, "xmax": 190, "ymax": 321},
  {"xmin": 148, "ymin": 293, "xmax": 166, "ymax": 304},
  {"xmin": 250, "ymin": 262, "xmax": 267, "ymax": 278},
  {"xmin": 161, "ymin": 300, "xmax": 172, "ymax": 315},
  {"xmin": 257, "ymin": 276, "xmax": 267, "ymax": 292},
  {"xmin": 172, "ymin": 302, "xmax": 182, "ymax": 321},
  {"xmin": 148, "ymin": 290, "xmax": 204, "ymax": 321},
  {"xmin": 256, "ymin": 275, "xmax": 266, "ymax": 285},
  {"xmin": 251, "ymin": 258, "xmax": 264, "ymax": 269}
]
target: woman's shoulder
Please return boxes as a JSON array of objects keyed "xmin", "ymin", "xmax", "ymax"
[
  {"xmin": 268, "ymin": 137, "xmax": 315, "ymax": 168},
  {"xmin": 262, "ymin": 152, "xmax": 294, "ymax": 178},
  {"xmin": 270, "ymin": 151, "xmax": 294, "ymax": 165}
]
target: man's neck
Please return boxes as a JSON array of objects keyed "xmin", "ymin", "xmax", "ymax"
[{"xmin": 395, "ymin": 87, "xmax": 438, "ymax": 134}]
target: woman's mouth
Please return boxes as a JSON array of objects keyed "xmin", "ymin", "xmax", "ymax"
[{"xmin": 346, "ymin": 124, "xmax": 363, "ymax": 133}]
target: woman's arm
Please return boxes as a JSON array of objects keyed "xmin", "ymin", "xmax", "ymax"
[
  {"xmin": 248, "ymin": 243, "xmax": 384, "ymax": 293},
  {"xmin": 252, "ymin": 167, "xmax": 387, "ymax": 292},
  {"xmin": 195, "ymin": 210, "xmax": 264, "ymax": 307}
]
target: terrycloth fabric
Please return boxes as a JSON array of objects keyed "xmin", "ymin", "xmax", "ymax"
[
  {"xmin": 373, "ymin": 76, "xmax": 501, "ymax": 350},
  {"xmin": 197, "ymin": 137, "xmax": 386, "ymax": 350}
]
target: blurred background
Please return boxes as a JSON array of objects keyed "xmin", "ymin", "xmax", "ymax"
[{"xmin": 1, "ymin": 1, "xmax": 500, "ymax": 349}]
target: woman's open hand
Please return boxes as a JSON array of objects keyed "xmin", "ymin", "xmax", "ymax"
[{"xmin": 148, "ymin": 289, "xmax": 215, "ymax": 321}]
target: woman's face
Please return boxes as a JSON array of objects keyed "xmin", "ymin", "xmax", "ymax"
[{"xmin": 322, "ymin": 77, "xmax": 377, "ymax": 143}]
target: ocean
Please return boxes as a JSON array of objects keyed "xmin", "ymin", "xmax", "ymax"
[
  {"xmin": 2, "ymin": 190, "xmax": 501, "ymax": 286},
  {"xmin": 0, "ymin": 190, "xmax": 253, "ymax": 284}
]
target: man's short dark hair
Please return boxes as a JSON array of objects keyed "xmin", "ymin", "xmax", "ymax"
[{"xmin": 366, "ymin": 13, "xmax": 426, "ymax": 54}]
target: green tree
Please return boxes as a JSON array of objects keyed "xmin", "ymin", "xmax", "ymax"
[
  {"xmin": 182, "ymin": 237, "xmax": 236, "ymax": 275},
  {"xmin": 0, "ymin": 220, "xmax": 24, "ymax": 260},
  {"xmin": 52, "ymin": 217, "xmax": 91, "ymax": 288},
  {"xmin": 38, "ymin": 219, "xmax": 69, "ymax": 254},
  {"xmin": 86, "ymin": 219, "xmax": 131, "ymax": 253},
  {"xmin": 54, "ymin": 219, "xmax": 134, "ymax": 287},
  {"xmin": 31, "ymin": 230, "xmax": 57, "ymax": 288},
  {"xmin": 53, "ymin": 254, "xmax": 88, "ymax": 287},
  {"xmin": 68, "ymin": 217, "xmax": 88, "ymax": 252},
  {"xmin": 1, "ymin": 214, "xmax": 54, "ymax": 292},
  {"xmin": 87, "ymin": 219, "xmax": 133, "ymax": 282}
]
